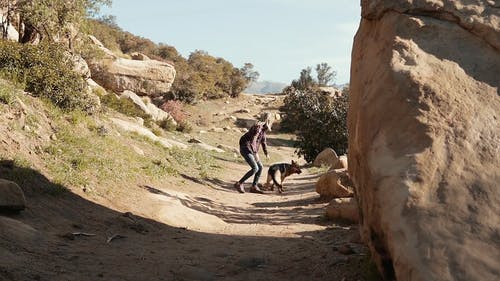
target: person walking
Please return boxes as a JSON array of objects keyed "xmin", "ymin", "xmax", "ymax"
[{"xmin": 234, "ymin": 113, "xmax": 273, "ymax": 194}]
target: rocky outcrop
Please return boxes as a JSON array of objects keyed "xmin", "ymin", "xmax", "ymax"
[
  {"xmin": 0, "ymin": 11, "xmax": 19, "ymax": 41},
  {"xmin": 67, "ymin": 53, "xmax": 91, "ymax": 80},
  {"xmin": 337, "ymin": 155, "xmax": 348, "ymax": 170},
  {"xmin": 0, "ymin": 179, "xmax": 26, "ymax": 211},
  {"xmin": 349, "ymin": 1, "xmax": 499, "ymax": 280},
  {"xmin": 120, "ymin": 91, "xmax": 176, "ymax": 124},
  {"xmin": 315, "ymin": 169, "xmax": 354, "ymax": 199},
  {"xmin": 87, "ymin": 36, "xmax": 176, "ymax": 96},
  {"xmin": 313, "ymin": 148, "xmax": 339, "ymax": 168}
]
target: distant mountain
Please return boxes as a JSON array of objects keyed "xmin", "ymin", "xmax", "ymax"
[{"xmin": 245, "ymin": 81, "xmax": 288, "ymax": 94}]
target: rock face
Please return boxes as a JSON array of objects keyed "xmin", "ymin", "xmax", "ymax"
[
  {"xmin": 0, "ymin": 179, "xmax": 26, "ymax": 211},
  {"xmin": 349, "ymin": 1, "xmax": 500, "ymax": 280},
  {"xmin": 315, "ymin": 169, "xmax": 354, "ymax": 199},
  {"xmin": 87, "ymin": 36, "xmax": 176, "ymax": 96}
]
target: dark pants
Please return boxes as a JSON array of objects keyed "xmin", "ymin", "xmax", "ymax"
[{"xmin": 238, "ymin": 146, "xmax": 263, "ymax": 186}]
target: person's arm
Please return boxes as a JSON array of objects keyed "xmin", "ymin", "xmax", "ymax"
[{"xmin": 261, "ymin": 133, "xmax": 269, "ymax": 158}]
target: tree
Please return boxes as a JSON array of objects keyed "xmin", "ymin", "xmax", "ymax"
[
  {"xmin": 291, "ymin": 67, "xmax": 316, "ymax": 91},
  {"xmin": 240, "ymin": 63, "xmax": 259, "ymax": 83},
  {"xmin": 315, "ymin": 62, "xmax": 336, "ymax": 86},
  {"xmin": 1, "ymin": 0, "xmax": 111, "ymax": 47},
  {"xmin": 280, "ymin": 86, "xmax": 348, "ymax": 162}
]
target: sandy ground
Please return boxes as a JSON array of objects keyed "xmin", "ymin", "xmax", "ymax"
[{"xmin": 0, "ymin": 138, "xmax": 371, "ymax": 281}]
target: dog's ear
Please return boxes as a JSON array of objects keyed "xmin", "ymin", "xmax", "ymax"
[{"xmin": 291, "ymin": 160, "xmax": 296, "ymax": 165}]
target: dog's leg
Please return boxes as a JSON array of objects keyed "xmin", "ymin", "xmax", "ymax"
[
  {"xmin": 278, "ymin": 174, "xmax": 286, "ymax": 193},
  {"xmin": 265, "ymin": 174, "xmax": 274, "ymax": 191}
]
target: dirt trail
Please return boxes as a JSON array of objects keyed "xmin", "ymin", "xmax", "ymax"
[
  {"xmin": 1, "ymin": 94, "xmax": 371, "ymax": 280},
  {"xmin": 99, "ymin": 142, "xmax": 369, "ymax": 281},
  {"xmin": 1, "ymin": 139, "xmax": 370, "ymax": 281}
]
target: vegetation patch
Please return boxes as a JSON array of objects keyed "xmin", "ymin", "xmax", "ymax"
[{"xmin": 0, "ymin": 41, "xmax": 96, "ymax": 112}]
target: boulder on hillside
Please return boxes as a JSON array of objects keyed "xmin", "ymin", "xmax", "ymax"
[
  {"xmin": 315, "ymin": 169, "xmax": 354, "ymax": 200},
  {"xmin": 0, "ymin": 179, "xmax": 26, "ymax": 212},
  {"xmin": 349, "ymin": 1, "xmax": 500, "ymax": 280},
  {"xmin": 120, "ymin": 91, "xmax": 176, "ymax": 124},
  {"xmin": 326, "ymin": 198, "xmax": 359, "ymax": 223},
  {"xmin": 67, "ymin": 52, "xmax": 91, "ymax": 79},
  {"xmin": 337, "ymin": 155, "xmax": 348, "ymax": 170},
  {"xmin": 87, "ymin": 36, "xmax": 176, "ymax": 96},
  {"xmin": 313, "ymin": 148, "xmax": 339, "ymax": 168},
  {"xmin": 0, "ymin": 11, "xmax": 19, "ymax": 41}
]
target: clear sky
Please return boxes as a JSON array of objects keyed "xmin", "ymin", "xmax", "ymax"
[{"xmin": 100, "ymin": 0, "xmax": 361, "ymax": 85}]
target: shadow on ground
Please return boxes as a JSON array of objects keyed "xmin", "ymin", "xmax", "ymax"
[{"xmin": 0, "ymin": 163, "xmax": 375, "ymax": 281}]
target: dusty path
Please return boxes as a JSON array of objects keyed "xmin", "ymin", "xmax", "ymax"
[{"xmin": 0, "ymin": 141, "xmax": 370, "ymax": 281}]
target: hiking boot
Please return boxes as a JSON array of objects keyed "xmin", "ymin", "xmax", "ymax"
[
  {"xmin": 250, "ymin": 185, "xmax": 264, "ymax": 194},
  {"xmin": 234, "ymin": 182, "xmax": 245, "ymax": 193}
]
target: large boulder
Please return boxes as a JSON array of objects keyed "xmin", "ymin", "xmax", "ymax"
[
  {"xmin": 313, "ymin": 148, "xmax": 339, "ymax": 168},
  {"xmin": 349, "ymin": 1, "xmax": 500, "ymax": 280},
  {"xmin": 0, "ymin": 179, "xmax": 26, "ymax": 211},
  {"xmin": 87, "ymin": 36, "xmax": 176, "ymax": 96},
  {"xmin": 315, "ymin": 169, "xmax": 354, "ymax": 199}
]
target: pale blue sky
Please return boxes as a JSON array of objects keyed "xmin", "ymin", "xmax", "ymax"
[{"xmin": 101, "ymin": 0, "xmax": 361, "ymax": 85}]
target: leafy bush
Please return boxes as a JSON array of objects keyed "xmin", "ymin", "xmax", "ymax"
[
  {"xmin": 0, "ymin": 40, "xmax": 96, "ymax": 112},
  {"xmin": 157, "ymin": 118, "xmax": 177, "ymax": 132},
  {"xmin": 176, "ymin": 120, "xmax": 193, "ymax": 133},
  {"xmin": 160, "ymin": 100, "xmax": 187, "ymax": 123},
  {"xmin": 0, "ymin": 80, "xmax": 17, "ymax": 105},
  {"xmin": 100, "ymin": 93, "xmax": 151, "ymax": 120},
  {"xmin": 280, "ymin": 86, "xmax": 349, "ymax": 162}
]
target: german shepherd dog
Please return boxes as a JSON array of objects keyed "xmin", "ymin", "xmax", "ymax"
[{"xmin": 263, "ymin": 160, "xmax": 302, "ymax": 193}]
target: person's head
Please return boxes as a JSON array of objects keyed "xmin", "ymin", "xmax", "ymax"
[{"xmin": 260, "ymin": 112, "xmax": 273, "ymax": 132}]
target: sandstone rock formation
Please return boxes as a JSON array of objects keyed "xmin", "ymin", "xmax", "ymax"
[
  {"xmin": 315, "ymin": 169, "xmax": 354, "ymax": 199},
  {"xmin": 325, "ymin": 198, "xmax": 359, "ymax": 223},
  {"xmin": 337, "ymin": 155, "xmax": 348, "ymax": 170},
  {"xmin": 0, "ymin": 179, "xmax": 26, "ymax": 211},
  {"xmin": 120, "ymin": 91, "xmax": 176, "ymax": 124},
  {"xmin": 349, "ymin": 1, "xmax": 499, "ymax": 280},
  {"xmin": 87, "ymin": 36, "xmax": 176, "ymax": 96},
  {"xmin": 313, "ymin": 148, "xmax": 339, "ymax": 168}
]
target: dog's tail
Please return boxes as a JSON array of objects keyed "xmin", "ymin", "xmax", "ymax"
[{"xmin": 271, "ymin": 170, "xmax": 283, "ymax": 189}]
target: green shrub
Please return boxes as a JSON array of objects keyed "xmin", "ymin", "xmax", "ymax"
[
  {"xmin": 280, "ymin": 86, "xmax": 348, "ymax": 162},
  {"xmin": 157, "ymin": 118, "xmax": 177, "ymax": 132},
  {"xmin": 0, "ymin": 81, "xmax": 16, "ymax": 105},
  {"xmin": 0, "ymin": 40, "xmax": 95, "ymax": 112},
  {"xmin": 176, "ymin": 120, "xmax": 193, "ymax": 133},
  {"xmin": 100, "ymin": 92, "xmax": 151, "ymax": 120}
]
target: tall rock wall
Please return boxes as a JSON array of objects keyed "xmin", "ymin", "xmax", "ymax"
[{"xmin": 348, "ymin": 1, "xmax": 499, "ymax": 280}]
